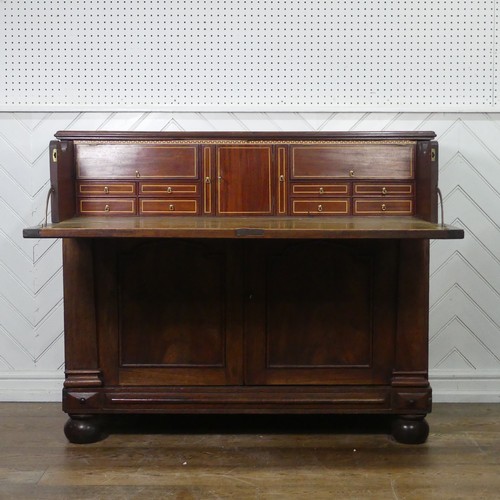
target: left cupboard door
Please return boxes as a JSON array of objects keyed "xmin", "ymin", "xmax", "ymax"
[{"xmin": 95, "ymin": 239, "xmax": 244, "ymax": 386}]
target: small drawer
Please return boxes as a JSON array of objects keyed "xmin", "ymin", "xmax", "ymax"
[
  {"xmin": 77, "ymin": 182, "xmax": 136, "ymax": 197},
  {"xmin": 139, "ymin": 199, "xmax": 200, "ymax": 215},
  {"xmin": 354, "ymin": 183, "xmax": 413, "ymax": 197},
  {"xmin": 79, "ymin": 199, "xmax": 137, "ymax": 215},
  {"xmin": 393, "ymin": 391, "xmax": 431, "ymax": 411},
  {"xmin": 291, "ymin": 184, "xmax": 350, "ymax": 196},
  {"xmin": 139, "ymin": 182, "xmax": 199, "ymax": 197},
  {"xmin": 354, "ymin": 199, "xmax": 414, "ymax": 215},
  {"xmin": 292, "ymin": 199, "xmax": 351, "ymax": 215}
]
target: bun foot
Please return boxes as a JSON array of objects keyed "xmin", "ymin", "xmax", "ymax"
[
  {"xmin": 392, "ymin": 415, "xmax": 429, "ymax": 444},
  {"xmin": 64, "ymin": 415, "xmax": 107, "ymax": 444}
]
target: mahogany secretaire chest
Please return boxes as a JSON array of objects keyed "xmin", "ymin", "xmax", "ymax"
[{"xmin": 24, "ymin": 131, "xmax": 463, "ymax": 444}]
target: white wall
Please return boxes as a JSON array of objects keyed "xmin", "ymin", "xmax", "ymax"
[{"xmin": 0, "ymin": 111, "xmax": 499, "ymax": 402}]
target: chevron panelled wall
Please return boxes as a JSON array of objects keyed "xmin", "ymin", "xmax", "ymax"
[{"xmin": 0, "ymin": 112, "xmax": 499, "ymax": 401}]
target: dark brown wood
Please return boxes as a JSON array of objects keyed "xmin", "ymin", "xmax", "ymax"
[
  {"xmin": 49, "ymin": 140, "xmax": 75, "ymax": 223},
  {"xmin": 23, "ymin": 131, "xmax": 465, "ymax": 445},
  {"xmin": 216, "ymin": 145, "xmax": 274, "ymax": 215},
  {"xmin": 290, "ymin": 144, "xmax": 415, "ymax": 179},
  {"xmin": 24, "ymin": 215, "xmax": 464, "ymax": 240},
  {"xmin": 62, "ymin": 239, "xmax": 101, "ymax": 389},
  {"xmin": 76, "ymin": 143, "xmax": 199, "ymax": 179},
  {"xmin": 55, "ymin": 130, "xmax": 437, "ymax": 141}
]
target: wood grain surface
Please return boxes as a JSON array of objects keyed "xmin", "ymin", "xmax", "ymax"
[{"xmin": 0, "ymin": 403, "xmax": 499, "ymax": 499}]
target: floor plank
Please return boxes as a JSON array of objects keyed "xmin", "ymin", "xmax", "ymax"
[{"xmin": 0, "ymin": 403, "xmax": 499, "ymax": 499}]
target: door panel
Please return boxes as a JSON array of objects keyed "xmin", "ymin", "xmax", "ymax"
[
  {"xmin": 244, "ymin": 240, "xmax": 398, "ymax": 385},
  {"xmin": 216, "ymin": 146, "xmax": 274, "ymax": 215},
  {"xmin": 96, "ymin": 239, "xmax": 243, "ymax": 386}
]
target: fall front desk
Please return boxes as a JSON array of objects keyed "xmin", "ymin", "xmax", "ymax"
[{"xmin": 24, "ymin": 131, "xmax": 463, "ymax": 444}]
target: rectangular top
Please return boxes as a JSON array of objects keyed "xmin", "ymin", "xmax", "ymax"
[
  {"xmin": 55, "ymin": 130, "xmax": 437, "ymax": 142},
  {"xmin": 24, "ymin": 216, "xmax": 464, "ymax": 240}
]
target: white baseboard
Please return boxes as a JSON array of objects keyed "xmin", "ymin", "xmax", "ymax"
[
  {"xmin": 430, "ymin": 369, "xmax": 500, "ymax": 403},
  {"xmin": 0, "ymin": 371, "xmax": 64, "ymax": 402},
  {"xmin": 0, "ymin": 370, "xmax": 499, "ymax": 403}
]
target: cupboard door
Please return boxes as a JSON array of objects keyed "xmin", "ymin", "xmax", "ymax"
[
  {"xmin": 244, "ymin": 240, "xmax": 398, "ymax": 385},
  {"xmin": 216, "ymin": 146, "xmax": 274, "ymax": 215},
  {"xmin": 96, "ymin": 239, "xmax": 243, "ymax": 386}
]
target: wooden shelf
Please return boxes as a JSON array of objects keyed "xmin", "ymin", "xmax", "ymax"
[{"xmin": 24, "ymin": 215, "xmax": 464, "ymax": 240}]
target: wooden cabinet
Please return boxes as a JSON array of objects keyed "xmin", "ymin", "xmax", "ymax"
[{"xmin": 24, "ymin": 131, "xmax": 464, "ymax": 444}]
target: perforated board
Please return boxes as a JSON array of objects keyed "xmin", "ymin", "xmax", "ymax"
[{"xmin": 1, "ymin": 0, "xmax": 498, "ymax": 111}]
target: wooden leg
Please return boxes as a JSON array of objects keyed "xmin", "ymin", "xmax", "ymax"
[
  {"xmin": 64, "ymin": 415, "xmax": 107, "ymax": 444},
  {"xmin": 392, "ymin": 415, "xmax": 429, "ymax": 444}
]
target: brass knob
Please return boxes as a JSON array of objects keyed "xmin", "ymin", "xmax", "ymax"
[
  {"xmin": 169, "ymin": 204, "xmax": 175, "ymax": 211},
  {"xmin": 135, "ymin": 170, "xmax": 140, "ymax": 178},
  {"xmin": 104, "ymin": 204, "xmax": 110, "ymax": 212},
  {"xmin": 166, "ymin": 186, "xmax": 172, "ymax": 194},
  {"xmin": 319, "ymin": 187, "xmax": 324, "ymax": 194},
  {"xmin": 318, "ymin": 204, "xmax": 323, "ymax": 212},
  {"xmin": 381, "ymin": 203, "xmax": 387, "ymax": 211},
  {"xmin": 381, "ymin": 187, "xmax": 387, "ymax": 195},
  {"xmin": 104, "ymin": 186, "xmax": 109, "ymax": 194},
  {"xmin": 349, "ymin": 170, "xmax": 355, "ymax": 177}
]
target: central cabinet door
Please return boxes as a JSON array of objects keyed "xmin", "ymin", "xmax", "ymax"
[
  {"xmin": 243, "ymin": 240, "xmax": 398, "ymax": 385},
  {"xmin": 216, "ymin": 145, "xmax": 274, "ymax": 215}
]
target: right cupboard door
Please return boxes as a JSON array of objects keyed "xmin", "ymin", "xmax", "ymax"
[{"xmin": 244, "ymin": 240, "xmax": 399, "ymax": 385}]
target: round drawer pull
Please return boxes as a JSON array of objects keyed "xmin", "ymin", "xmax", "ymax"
[
  {"xmin": 318, "ymin": 204, "xmax": 323, "ymax": 212},
  {"xmin": 104, "ymin": 204, "xmax": 110, "ymax": 212},
  {"xmin": 382, "ymin": 187, "xmax": 388, "ymax": 195},
  {"xmin": 166, "ymin": 186, "xmax": 172, "ymax": 194},
  {"xmin": 169, "ymin": 204, "xmax": 175, "ymax": 211},
  {"xmin": 381, "ymin": 203, "xmax": 387, "ymax": 211},
  {"xmin": 104, "ymin": 186, "xmax": 109, "ymax": 194},
  {"xmin": 349, "ymin": 170, "xmax": 355, "ymax": 177},
  {"xmin": 319, "ymin": 187, "xmax": 324, "ymax": 194}
]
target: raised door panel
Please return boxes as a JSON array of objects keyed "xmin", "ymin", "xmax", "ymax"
[
  {"xmin": 216, "ymin": 146, "xmax": 274, "ymax": 215},
  {"xmin": 244, "ymin": 240, "xmax": 398, "ymax": 385},
  {"xmin": 95, "ymin": 239, "xmax": 243, "ymax": 386}
]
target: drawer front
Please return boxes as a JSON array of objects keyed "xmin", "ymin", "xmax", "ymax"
[
  {"xmin": 291, "ymin": 183, "xmax": 350, "ymax": 196},
  {"xmin": 292, "ymin": 199, "xmax": 351, "ymax": 215},
  {"xmin": 291, "ymin": 144, "xmax": 415, "ymax": 179},
  {"xmin": 139, "ymin": 182, "xmax": 199, "ymax": 197},
  {"xmin": 79, "ymin": 199, "xmax": 137, "ymax": 215},
  {"xmin": 77, "ymin": 181, "xmax": 136, "ymax": 197},
  {"xmin": 354, "ymin": 183, "xmax": 414, "ymax": 197},
  {"xmin": 76, "ymin": 144, "xmax": 198, "ymax": 179},
  {"xmin": 139, "ymin": 199, "xmax": 200, "ymax": 215},
  {"xmin": 354, "ymin": 199, "xmax": 414, "ymax": 215}
]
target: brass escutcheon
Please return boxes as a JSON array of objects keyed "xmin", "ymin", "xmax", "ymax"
[
  {"xmin": 381, "ymin": 203, "xmax": 387, "ymax": 211},
  {"xmin": 349, "ymin": 170, "xmax": 355, "ymax": 177},
  {"xmin": 104, "ymin": 204, "xmax": 110, "ymax": 212},
  {"xmin": 319, "ymin": 187, "xmax": 324, "ymax": 194},
  {"xmin": 382, "ymin": 187, "xmax": 387, "ymax": 195},
  {"xmin": 135, "ymin": 170, "xmax": 140, "ymax": 178},
  {"xmin": 169, "ymin": 204, "xmax": 175, "ymax": 211},
  {"xmin": 52, "ymin": 148, "xmax": 57, "ymax": 162},
  {"xmin": 104, "ymin": 186, "xmax": 109, "ymax": 194},
  {"xmin": 166, "ymin": 186, "xmax": 172, "ymax": 193},
  {"xmin": 318, "ymin": 204, "xmax": 323, "ymax": 212}
]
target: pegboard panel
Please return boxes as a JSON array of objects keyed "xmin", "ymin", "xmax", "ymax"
[{"xmin": 1, "ymin": 0, "xmax": 498, "ymax": 111}]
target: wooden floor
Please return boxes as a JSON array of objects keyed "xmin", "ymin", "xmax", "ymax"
[{"xmin": 0, "ymin": 404, "xmax": 499, "ymax": 499}]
